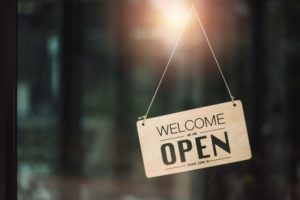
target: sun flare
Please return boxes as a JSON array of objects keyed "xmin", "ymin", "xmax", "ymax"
[
  {"xmin": 152, "ymin": 0, "xmax": 192, "ymax": 31},
  {"xmin": 161, "ymin": 3, "xmax": 191, "ymax": 30}
]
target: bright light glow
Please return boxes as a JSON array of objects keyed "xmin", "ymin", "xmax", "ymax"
[
  {"xmin": 152, "ymin": 0, "xmax": 192, "ymax": 31},
  {"xmin": 161, "ymin": 4, "xmax": 191, "ymax": 30},
  {"xmin": 149, "ymin": 0, "xmax": 199, "ymax": 44}
]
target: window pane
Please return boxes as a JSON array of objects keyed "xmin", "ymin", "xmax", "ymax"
[{"xmin": 17, "ymin": 0, "xmax": 300, "ymax": 200}]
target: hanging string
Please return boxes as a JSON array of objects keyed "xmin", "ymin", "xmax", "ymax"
[
  {"xmin": 139, "ymin": 2, "xmax": 235, "ymax": 125},
  {"xmin": 191, "ymin": 2, "xmax": 235, "ymax": 105},
  {"xmin": 138, "ymin": 5, "xmax": 193, "ymax": 125}
]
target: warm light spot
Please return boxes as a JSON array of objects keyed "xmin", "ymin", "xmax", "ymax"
[
  {"xmin": 150, "ymin": 0, "xmax": 202, "ymax": 46},
  {"xmin": 160, "ymin": 3, "xmax": 191, "ymax": 30},
  {"xmin": 151, "ymin": 0, "xmax": 192, "ymax": 31}
]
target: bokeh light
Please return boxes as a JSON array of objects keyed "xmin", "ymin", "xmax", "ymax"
[{"xmin": 160, "ymin": 3, "xmax": 191, "ymax": 30}]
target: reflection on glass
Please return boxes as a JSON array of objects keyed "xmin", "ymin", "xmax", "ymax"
[{"xmin": 17, "ymin": 0, "xmax": 300, "ymax": 199}]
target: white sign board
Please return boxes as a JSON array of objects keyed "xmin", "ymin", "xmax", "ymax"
[{"xmin": 136, "ymin": 100, "xmax": 252, "ymax": 178}]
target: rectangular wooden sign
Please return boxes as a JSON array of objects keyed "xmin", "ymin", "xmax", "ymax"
[{"xmin": 136, "ymin": 100, "xmax": 252, "ymax": 178}]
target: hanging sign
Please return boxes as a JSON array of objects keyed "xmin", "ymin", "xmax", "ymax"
[{"xmin": 137, "ymin": 101, "xmax": 252, "ymax": 178}]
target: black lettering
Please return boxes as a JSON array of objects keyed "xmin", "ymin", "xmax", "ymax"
[
  {"xmin": 204, "ymin": 115, "xmax": 217, "ymax": 126},
  {"xmin": 195, "ymin": 136, "xmax": 210, "ymax": 159},
  {"xmin": 216, "ymin": 113, "xmax": 225, "ymax": 125},
  {"xmin": 170, "ymin": 123, "xmax": 178, "ymax": 134},
  {"xmin": 211, "ymin": 131, "xmax": 231, "ymax": 156},
  {"xmin": 178, "ymin": 140, "xmax": 192, "ymax": 162},
  {"xmin": 177, "ymin": 123, "xmax": 186, "ymax": 133},
  {"xmin": 161, "ymin": 143, "xmax": 176, "ymax": 165},
  {"xmin": 194, "ymin": 118, "xmax": 204, "ymax": 129},
  {"xmin": 185, "ymin": 120, "xmax": 194, "ymax": 131},
  {"xmin": 156, "ymin": 125, "xmax": 169, "ymax": 136}
]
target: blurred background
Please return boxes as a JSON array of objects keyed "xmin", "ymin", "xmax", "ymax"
[{"xmin": 17, "ymin": 0, "xmax": 300, "ymax": 199}]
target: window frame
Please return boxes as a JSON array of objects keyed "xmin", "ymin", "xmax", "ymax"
[{"xmin": 0, "ymin": 0, "xmax": 17, "ymax": 199}]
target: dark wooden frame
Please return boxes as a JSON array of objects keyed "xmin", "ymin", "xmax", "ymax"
[{"xmin": 0, "ymin": 0, "xmax": 16, "ymax": 199}]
